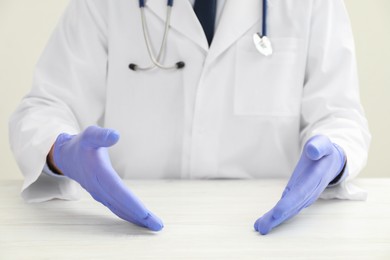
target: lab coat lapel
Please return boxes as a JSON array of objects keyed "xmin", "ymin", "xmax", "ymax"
[
  {"xmin": 145, "ymin": 0, "xmax": 209, "ymax": 52},
  {"xmin": 207, "ymin": 0, "xmax": 261, "ymax": 63}
]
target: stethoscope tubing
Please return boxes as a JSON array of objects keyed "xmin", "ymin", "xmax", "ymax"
[
  {"xmin": 130, "ymin": 0, "xmax": 269, "ymax": 71},
  {"xmin": 262, "ymin": 0, "xmax": 267, "ymax": 37},
  {"xmin": 139, "ymin": 0, "xmax": 173, "ymax": 8},
  {"xmin": 139, "ymin": 6, "xmax": 174, "ymax": 70},
  {"xmin": 130, "ymin": 0, "xmax": 184, "ymax": 71}
]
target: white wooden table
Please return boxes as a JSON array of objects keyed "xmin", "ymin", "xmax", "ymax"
[{"xmin": 1, "ymin": 179, "xmax": 389, "ymax": 259}]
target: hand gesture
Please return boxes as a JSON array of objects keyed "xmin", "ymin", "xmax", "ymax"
[
  {"xmin": 254, "ymin": 135, "xmax": 346, "ymax": 235},
  {"xmin": 52, "ymin": 126, "xmax": 163, "ymax": 231}
]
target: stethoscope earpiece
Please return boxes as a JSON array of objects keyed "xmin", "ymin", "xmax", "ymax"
[
  {"xmin": 129, "ymin": 61, "xmax": 185, "ymax": 71},
  {"xmin": 176, "ymin": 62, "xmax": 185, "ymax": 69},
  {"xmin": 129, "ymin": 63, "xmax": 138, "ymax": 71}
]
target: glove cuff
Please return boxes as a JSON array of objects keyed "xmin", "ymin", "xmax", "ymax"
[{"xmin": 329, "ymin": 159, "xmax": 347, "ymax": 186}]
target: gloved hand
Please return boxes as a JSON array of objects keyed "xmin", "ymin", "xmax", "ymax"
[
  {"xmin": 254, "ymin": 135, "xmax": 347, "ymax": 235},
  {"xmin": 51, "ymin": 126, "xmax": 163, "ymax": 231}
]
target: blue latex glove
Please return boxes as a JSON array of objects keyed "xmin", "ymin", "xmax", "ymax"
[
  {"xmin": 52, "ymin": 126, "xmax": 163, "ymax": 231},
  {"xmin": 254, "ymin": 135, "xmax": 347, "ymax": 235}
]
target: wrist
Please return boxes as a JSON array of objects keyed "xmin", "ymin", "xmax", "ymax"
[
  {"xmin": 328, "ymin": 143, "xmax": 348, "ymax": 186},
  {"xmin": 46, "ymin": 145, "xmax": 63, "ymax": 175}
]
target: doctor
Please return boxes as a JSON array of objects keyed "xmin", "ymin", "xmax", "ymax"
[{"xmin": 9, "ymin": 0, "xmax": 370, "ymax": 235}]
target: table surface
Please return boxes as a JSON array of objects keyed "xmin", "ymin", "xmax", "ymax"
[{"xmin": 1, "ymin": 179, "xmax": 389, "ymax": 259}]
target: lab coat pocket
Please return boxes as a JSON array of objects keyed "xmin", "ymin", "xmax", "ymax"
[{"xmin": 234, "ymin": 37, "xmax": 304, "ymax": 116}]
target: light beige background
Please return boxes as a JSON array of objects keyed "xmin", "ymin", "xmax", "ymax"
[{"xmin": 1, "ymin": 0, "xmax": 389, "ymax": 180}]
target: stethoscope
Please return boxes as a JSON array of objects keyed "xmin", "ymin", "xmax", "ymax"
[{"xmin": 129, "ymin": 0, "xmax": 272, "ymax": 72}]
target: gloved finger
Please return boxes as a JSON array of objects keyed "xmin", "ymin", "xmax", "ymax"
[
  {"xmin": 272, "ymin": 172, "xmax": 320, "ymax": 221},
  {"xmin": 81, "ymin": 126, "xmax": 120, "ymax": 149},
  {"xmin": 89, "ymin": 191, "xmax": 153, "ymax": 229},
  {"xmin": 109, "ymin": 204, "xmax": 164, "ymax": 231},
  {"xmin": 109, "ymin": 205, "xmax": 147, "ymax": 227},
  {"xmin": 93, "ymin": 162, "xmax": 158, "ymax": 224},
  {"xmin": 142, "ymin": 211, "xmax": 164, "ymax": 232},
  {"xmin": 305, "ymin": 135, "xmax": 333, "ymax": 161},
  {"xmin": 272, "ymin": 184, "xmax": 314, "ymax": 221},
  {"xmin": 254, "ymin": 210, "xmax": 272, "ymax": 234},
  {"xmin": 104, "ymin": 190, "xmax": 164, "ymax": 231},
  {"xmin": 281, "ymin": 186, "xmax": 290, "ymax": 198},
  {"xmin": 281, "ymin": 152, "xmax": 310, "ymax": 197},
  {"xmin": 254, "ymin": 208, "xmax": 288, "ymax": 235},
  {"xmin": 96, "ymin": 175, "xmax": 151, "ymax": 220}
]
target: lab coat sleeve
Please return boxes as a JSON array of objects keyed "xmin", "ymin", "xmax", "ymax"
[
  {"xmin": 8, "ymin": 0, "xmax": 108, "ymax": 202},
  {"xmin": 300, "ymin": 0, "xmax": 371, "ymax": 199}
]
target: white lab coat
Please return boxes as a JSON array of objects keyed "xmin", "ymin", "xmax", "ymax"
[{"xmin": 9, "ymin": 0, "xmax": 370, "ymax": 202}]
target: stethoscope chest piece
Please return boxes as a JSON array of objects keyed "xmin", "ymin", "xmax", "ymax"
[{"xmin": 253, "ymin": 33, "xmax": 273, "ymax": 57}]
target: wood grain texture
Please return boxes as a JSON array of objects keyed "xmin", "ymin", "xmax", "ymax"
[{"xmin": 1, "ymin": 179, "xmax": 389, "ymax": 259}]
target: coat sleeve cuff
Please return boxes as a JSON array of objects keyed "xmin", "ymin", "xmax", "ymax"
[{"xmin": 22, "ymin": 167, "xmax": 82, "ymax": 203}]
